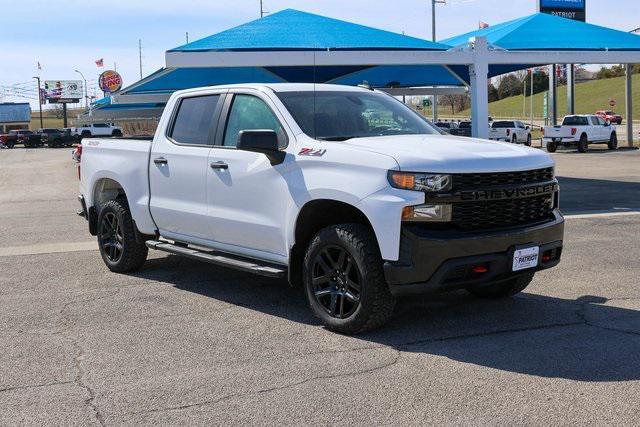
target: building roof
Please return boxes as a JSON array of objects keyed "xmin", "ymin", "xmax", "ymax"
[
  {"xmin": 441, "ymin": 13, "xmax": 640, "ymax": 51},
  {"xmin": 170, "ymin": 9, "xmax": 450, "ymax": 52},
  {"xmin": 0, "ymin": 103, "xmax": 31, "ymax": 123}
]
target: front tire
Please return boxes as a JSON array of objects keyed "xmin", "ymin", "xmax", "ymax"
[
  {"xmin": 578, "ymin": 134, "xmax": 589, "ymax": 153},
  {"xmin": 467, "ymin": 273, "xmax": 534, "ymax": 299},
  {"xmin": 525, "ymin": 134, "xmax": 532, "ymax": 146},
  {"xmin": 303, "ymin": 224, "xmax": 395, "ymax": 334},
  {"xmin": 97, "ymin": 199, "xmax": 148, "ymax": 273},
  {"xmin": 608, "ymin": 133, "xmax": 618, "ymax": 150}
]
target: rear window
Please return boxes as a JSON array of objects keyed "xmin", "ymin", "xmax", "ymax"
[
  {"xmin": 458, "ymin": 122, "xmax": 471, "ymax": 129},
  {"xmin": 93, "ymin": 123, "xmax": 109, "ymax": 128},
  {"xmin": 169, "ymin": 95, "xmax": 220, "ymax": 145},
  {"xmin": 562, "ymin": 116, "xmax": 588, "ymax": 126},
  {"xmin": 492, "ymin": 121, "xmax": 514, "ymax": 128}
]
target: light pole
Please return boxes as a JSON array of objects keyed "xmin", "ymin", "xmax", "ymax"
[
  {"xmin": 431, "ymin": 0, "xmax": 446, "ymax": 122},
  {"xmin": 75, "ymin": 70, "xmax": 88, "ymax": 110},
  {"xmin": 32, "ymin": 76, "xmax": 43, "ymax": 129}
]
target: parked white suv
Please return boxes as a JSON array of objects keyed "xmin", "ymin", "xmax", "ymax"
[
  {"xmin": 543, "ymin": 115, "xmax": 618, "ymax": 153},
  {"xmin": 79, "ymin": 123, "xmax": 123, "ymax": 138},
  {"xmin": 77, "ymin": 83, "xmax": 564, "ymax": 333}
]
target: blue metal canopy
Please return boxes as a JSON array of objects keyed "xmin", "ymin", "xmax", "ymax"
[
  {"xmin": 0, "ymin": 103, "xmax": 31, "ymax": 123},
  {"xmin": 170, "ymin": 8, "xmax": 450, "ymax": 52},
  {"xmin": 442, "ymin": 12, "xmax": 640, "ymax": 51}
]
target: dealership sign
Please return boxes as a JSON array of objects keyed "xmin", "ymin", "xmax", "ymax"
[
  {"xmin": 539, "ymin": 0, "xmax": 586, "ymax": 21},
  {"xmin": 43, "ymin": 80, "xmax": 83, "ymax": 103},
  {"xmin": 99, "ymin": 70, "xmax": 123, "ymax": 93}
]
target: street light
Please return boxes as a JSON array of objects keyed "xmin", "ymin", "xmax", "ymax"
[
  {"xmin": 32, "ymin": 77, "xmax": 43, "ymax": 129},
  {"xmin": 74, "ymin": 69, "xmax": 88, "ymax": 110}
]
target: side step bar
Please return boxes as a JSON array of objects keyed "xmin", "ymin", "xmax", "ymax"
[{"xmin": 145, "ymin": 240, "xmax": 286, "ymax": 278}]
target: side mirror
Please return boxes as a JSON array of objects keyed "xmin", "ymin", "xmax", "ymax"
[
  {"xmin": 526, "ymin": 126, "xmax": 530, "ymax": 130},
  {"xmin": 237, "ymin": 130, "xmax": 285, "ymax": 165}
]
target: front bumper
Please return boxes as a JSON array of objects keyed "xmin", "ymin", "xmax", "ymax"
[{"xmin": 384, "ymin": 211, "xmax": 564, "ymax": 296}]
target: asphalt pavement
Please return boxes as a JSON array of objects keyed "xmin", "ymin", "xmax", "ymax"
[{"xmin": 1, "ymin": 146, "xmax": 639, "ymax": 425}]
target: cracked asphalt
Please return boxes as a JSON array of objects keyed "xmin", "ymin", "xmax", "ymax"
[{"xmin": 1, "ymin": 147, "xmax": 639, "ymax": 425}]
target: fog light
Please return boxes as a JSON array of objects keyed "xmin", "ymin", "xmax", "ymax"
[{"xmin": 402, "ymin": 204, "xmax": 452, "ymax": 222}]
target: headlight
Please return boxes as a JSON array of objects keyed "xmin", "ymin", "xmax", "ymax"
[{"xmin": 388, "ymin": 171, "xmax": 452, "ymax": 192}]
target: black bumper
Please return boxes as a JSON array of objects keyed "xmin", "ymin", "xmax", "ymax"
[{"xmin": 384, "ymin": 211, "xmax": 564, "ymax": 296}]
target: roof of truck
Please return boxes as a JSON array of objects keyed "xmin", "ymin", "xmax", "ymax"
[{"xmin": 174, "ymin": 83, "xmax": 375, "ymax": 97}]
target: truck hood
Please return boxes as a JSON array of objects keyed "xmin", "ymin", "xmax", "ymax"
[{"xmin": 342, "ymin": 134, "xmax": 554, "ymax": 173}]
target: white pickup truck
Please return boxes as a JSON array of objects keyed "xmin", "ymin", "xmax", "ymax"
[
  {"xmin": 79, "ymin": 123, "xmax": 123, "ymax": 138},
  {"xmin": 542, "ymin": 115, "xmax": 618, "ymax": 153},
  {"xmin": 77, "ymin": 83, "xmax": 564, "ymax": 333},
  {"xmin": 489, "ymin": 120, "xmax": 532, "ymax": 146}
]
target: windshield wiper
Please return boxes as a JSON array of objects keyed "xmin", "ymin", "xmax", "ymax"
[{"xmin": 317, "ymin": 136, "xmax": 363, "ymax": 141}]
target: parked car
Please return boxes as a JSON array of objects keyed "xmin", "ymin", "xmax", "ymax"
[
  {"xmin": 0, "ymin": 130, "xmax": 19, "ymax": 148},
  {"xmin": 543, "ymin": 114, "xmax": 617, "ymax": 153},
  {"xmin": 447, "ymin": 120, "xmax": 472, "ymax": 137},
  {"xmin": 79, "ymin": 123, "xmax": 123, "ymax": 139},
  {"xmin": 596, "ymin": 110, "xmax": 623, "ymax": 125},
  {"xmin": 38, "ymin": 128, "xmax": 78, "ymax": 148},
  {"xmin": 78, "ymin": 83, "xmax": 563, "ymax": 334},
  {"xmin": 434, "ymin": 121, "xmax": 458, "ymax": 133},
  {"xmin": 9, "ymin": 130, "xmax": 44, "ymax": 148},
  {"xmin": 489, "ymin": 120, "xmax": 532, "ymax": 146}
]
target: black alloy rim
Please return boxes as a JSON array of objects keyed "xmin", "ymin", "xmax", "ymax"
[
  {"xmin": 99, "ymin": 212, "xmax": 123, "ymax": 262},
  {"xmin": 311, "ymin": 245, "xmax": 361, "ymax": 319}
]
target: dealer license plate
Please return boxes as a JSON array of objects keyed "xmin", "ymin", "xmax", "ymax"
[{"xmin": 512, "ymin": 246, "xmax": 539, "ymax": 271}]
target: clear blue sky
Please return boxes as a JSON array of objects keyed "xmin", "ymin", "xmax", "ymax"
[{"xmin": 1, "ymin": 0, "xmax": 638, "ymax": 108}]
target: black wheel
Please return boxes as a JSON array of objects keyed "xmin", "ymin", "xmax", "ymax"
[
  {"xmin": 546, "ymin": 140, "xmax": 557, "ymax": 153},
  {"xmin": 303, "ymin": 224, "xmax": 395, "ymax": 334},
  {"xmin": 525, "ymin": 134, "xmax": 532, "ymax": 146},
  {"xmin": 511, "ymin": 135, "xmax": 517, "ymax": 144},
  {"xmin": 97, "ymin": 199, "xmax": 148, "ymax": 273},
  {"xmin": 112, "ymin": 130, "xmax": 122, "ymax": 137},
  {"xmin": 7, "ymin": 142, "xmax": 14, "ymax": 149},
  {"xmin": 578, "ymin": 134, "xmax": 588, "ymax": 153},
  {"xmin": 608, "ymin": 133, "xmax": 618, "ymax": 150},
  {"xmin": 467, "ymin": 273, "xmax": 534, "ymax": 299}
]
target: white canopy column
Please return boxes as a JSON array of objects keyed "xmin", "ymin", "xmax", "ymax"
[
  {"xmin": 626, "ymin": 64, "xmax": 634, "ymax": 147},
  {"xmin": 469, "ymin": 37, "xmax": 489, "ymax": 139}
]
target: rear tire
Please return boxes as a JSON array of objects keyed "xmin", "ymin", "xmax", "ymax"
[
  {"xmin": 608, "ymin": 133, "xmax": 618, "ymax": 150},
  {"xmin": 303, "ymin": 223, "xmax": 395, "ymax": 334},
  {"xmin": 546, "ymin": 140, "xmax": 557, "ymax": 153},
  {"xmin": 578, "ymin": 134, "xmax": 589, "ymax": 153},
  {"xmin": 112, "ymin": 130, "xmax": 123, "ymax": 137},
  {"xmin": 467, "ymin": 273, "xmax": 534, "ymax": 299},
  {"xmin": 97, "ymin": 199, "xmax": 148, "ymax": 273},
  {"xmin": 511, "ymin": 135, "xmax": 517, "ymax": 144}
]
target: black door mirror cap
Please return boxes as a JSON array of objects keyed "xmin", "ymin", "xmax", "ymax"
[{"xmin": 237, "ymin": 130, "xmax": 285, "ymax": 165}]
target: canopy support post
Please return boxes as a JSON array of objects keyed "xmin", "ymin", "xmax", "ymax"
[
  {"xmin": 626, "ymin": 64, "xmax": 634, "ymax": 148},
  {"xmin": 549, "ymin": 64, "xmax": 558, "ymax": 125},
  {"xmin": 567, "ymin": 64, "xmax": 575, "ymax": 115},
  {"xmin": 469, "ymin": 37, "xmax": 489, "ymax": 140}
]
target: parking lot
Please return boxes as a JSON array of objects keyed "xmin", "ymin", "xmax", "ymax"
[{"xmin": 1, "ymin": 146, "xmax": 639, "ymax": 424}]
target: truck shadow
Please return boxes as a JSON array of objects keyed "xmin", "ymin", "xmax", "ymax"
[
  {"xmin": 557, "ymin": 176, "xmax": 640, "ymax": 214},
  {"xmin": 136, "ymin": 255, "xmax": 640, "ymax": 382}
]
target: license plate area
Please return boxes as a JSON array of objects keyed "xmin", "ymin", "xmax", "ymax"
[{"xmin": 512, "ymin": 245, "xmax": 539, "ymax": 271}]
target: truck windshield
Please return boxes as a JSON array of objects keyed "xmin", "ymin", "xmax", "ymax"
[
  {"xmin": 276, "ymin": 91, "xmax": 442, "ymax": 141},
  {"xmin": 562, "ymin": 116, "xmax": 588, "ymax": 126}
]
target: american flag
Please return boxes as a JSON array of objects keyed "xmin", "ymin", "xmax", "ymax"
[
  {"xmin": 479, "ymin": 21, "xmax": 489, "ymax": 29},
  {"xmin": 95, "ymin": 58, "xmax": 104, "ymax": 67}
]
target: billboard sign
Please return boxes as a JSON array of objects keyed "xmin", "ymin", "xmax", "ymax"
[
  {"xmin": 539, "ymin": 0, "xmax": 586, "ymax": 21},
  {"xmin": 99, "ymin": 70, "xmax": 123, "ymax": 94},
  {"xmin": 43, "ymin": 80, "xmax": 83, "ymax": 103}
]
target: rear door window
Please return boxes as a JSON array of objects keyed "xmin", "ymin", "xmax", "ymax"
[{"xmin": 169, "ymin": 95, "xmax": 221, "ymax": 145}]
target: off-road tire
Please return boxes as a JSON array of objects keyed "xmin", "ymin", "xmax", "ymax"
[
  {"xmin": 112, "ymin": 130, "xmax": 123, "ymax": 137},
  {"xmin": 466, "ymin": 272, "xmax": 534, "ymax": 299},
  {"xmin": 303, "ymin": 223, "xmax": 395, "ymax": 334},
  {"xmin": 608, "ymin": 133, "xmax": 618, "ymax": 150},
  {"xmin": 511, "ymin": 135, "xmax": 517, "ymax": 144},
  {"xmin": 546, "ymin": 140, "xmax": 557, "ymax": 153},
  {"xmin": 525, "ymin": 134, "xmax": 532, "ymax": 146},
  {"xmin": 578, "ymin": 134, "xmax": 589, "ymax": 153},
  {"xmin": 97, "ymin": 198, "xmax": 148, "ymax": 273}
]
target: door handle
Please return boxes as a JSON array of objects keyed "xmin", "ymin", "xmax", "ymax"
[
  {"xmin": 210, "ymin": 161, "xmax": 228, "ymax": 170},
  {"xmin": 153, "ymin": 157, "xmax": 168, "ymax": 165}
]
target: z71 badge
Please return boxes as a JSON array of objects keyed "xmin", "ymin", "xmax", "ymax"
[{"xmin": 298, "ymin": 148, "xmax": 326, "ymax": 156}]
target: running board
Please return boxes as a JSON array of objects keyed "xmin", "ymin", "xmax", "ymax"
[{"xmin": 145, "ymin": 240, "xmax": 286, "ymax": 278}]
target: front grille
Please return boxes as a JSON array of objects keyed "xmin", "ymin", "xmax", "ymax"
[
  {"xmin": 452, "ymin": 194, "xmax": 554, "ymax": 231},
  {"xmin": 452, "ymin": 167, "xmax": 554, "ymax": 191}
]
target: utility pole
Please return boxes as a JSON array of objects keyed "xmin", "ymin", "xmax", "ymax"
[
  {"xmin": 138, "ymin": 39, "xmax": 143, "ymax": 79},
  {"xmin": 260, "ymin": 0, "xmax": 265, "ymax": 18},
  {"xmin": 431, "ymin": 0, "xmax": 445, "ymax": 122},
  {"xmin": 186, "ymin": 32, "xmax": 189, "ymax": 43},
  {"xmin": 75, "ymin": 70, "xmax": 88, "ymax": 110},
  {"xmin": 32, "ymin": 76, "xmax": 43, "ymax": 129}
]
